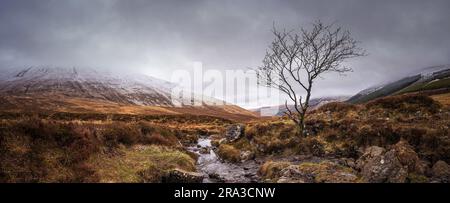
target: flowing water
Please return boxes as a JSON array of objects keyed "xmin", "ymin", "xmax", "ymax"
[{"xmin": 187, "ymin": 137, "xmax": 260, "ymax": 183}]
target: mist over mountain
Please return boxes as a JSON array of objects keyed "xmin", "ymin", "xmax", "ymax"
[
  {"xmin": 348, "ymin": 65, "xmax": 450, "ymax": 103},
  {"xmin": 0, "ymin": 66, "xmax": 222, "ymax": 106}
]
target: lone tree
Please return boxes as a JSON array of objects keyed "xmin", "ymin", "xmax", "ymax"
[{"xmin": 256, "ymin": 21, "xmax": 365, "ymax": 136}]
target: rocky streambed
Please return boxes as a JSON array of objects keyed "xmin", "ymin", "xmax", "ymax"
[
  {"xmin": 182, "ymin": 124, "xmax": 450, "ymax": 183},
  {"xmin": 187, "ymin": 137, "xmax": 260, "ymax": 183}
]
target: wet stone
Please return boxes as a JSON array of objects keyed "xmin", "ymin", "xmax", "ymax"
[{"xmin": 187, "ymin": 137, "xmax": 260, "ymax": 183}]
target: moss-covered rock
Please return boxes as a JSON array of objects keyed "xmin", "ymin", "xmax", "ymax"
[
  {"xmin": 259, "ymin": 160, "xmax": 360, "ymax": 183},
  {"xmin": 431, "ymin": 160, "xmax": 450, "ymax": 183},
  {"xmin": 356, "ymin": 140, "xmax": 428, "ymax": 183},
  {"xmin": 161, "ymin": 169, "xmax": 204, "ymax": 183},
  {"xmin": 217, "ymin": 144, "xmax": 241, "ymax": 163},
  {"xmin": 258, "ymin": 161, "xmax": 291, "ymax": 181}
]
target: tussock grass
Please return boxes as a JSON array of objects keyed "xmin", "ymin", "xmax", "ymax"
[
  {"xmin": 222, "ymin": 94, "xmax": 450, "ymax": 164},
  {"xmin": 86, "ymin": 145, "xmax": 196, "ymax": 183},
  {"xmin": 217, "ymin": 144, "xmax": 241, "ymax": 163},
  {"xmin": 258, "ymin": 161, "xmax": 291, "ymax": 180},
  {"xmin": 0, "ymin": 117, "xmax": 195, "ymax": 183}
]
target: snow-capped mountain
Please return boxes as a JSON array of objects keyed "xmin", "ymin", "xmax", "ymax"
[
  {"xmin": 347, "ymin": 65, "xmax": 450, "ymax": 103},
  {"xmin": 0, "ymin": 66, "xmax": 222, "ymax": 106}
]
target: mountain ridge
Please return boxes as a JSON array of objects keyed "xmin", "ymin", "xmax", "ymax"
[
  {"xmin": 0, "ymin": 66, "xmax": 258, "ymax": 121},
  {"xmin": 0, "ymin": 66, "xmax": 224, "ymax": 106},
  {"xmin": 347, "ymin": 65, "xmax": 450, "ymax": 103}
]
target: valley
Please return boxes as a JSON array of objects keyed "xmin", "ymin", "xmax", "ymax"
[{"xmin": 1, "ymin": 66, "xmax": 450, "ymax": 183}]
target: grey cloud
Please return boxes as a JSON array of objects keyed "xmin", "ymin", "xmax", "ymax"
[{"xmin": 1, "ymin": 0, "xmax": 449, "ymax": 105}]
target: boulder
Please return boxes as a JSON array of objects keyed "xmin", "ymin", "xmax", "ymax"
[
  {"xmin": 274, "ymin": 161, "xmax": 359, "ymax": 183},
  {"xmin": 162, "ymin": 169, "xmax": 204, "ymax": 183},
  {"xmin": 431, "ymin": 161, "xmax": 450, "ymax": 183},
  {"xmin": 356, "ymin": 140, "xmax": 425, "ymax": 183},
  {"xmin": 356, "ymin": 146, "xmax": 385, "ymax": 167},
  {"xmin": 357, "ymin": 147, "xmax": 404, "ymax": 183},
  {"xmin": 225, "ymin": 124, "xmax": 245, "ymax": 142},
  {"xmin": 276, "ymin": 165, "xmax": 313, "ymax": 183},
  {"xmin": 390, "ymin": 140, "xmax": 427, "ymax": 174}
]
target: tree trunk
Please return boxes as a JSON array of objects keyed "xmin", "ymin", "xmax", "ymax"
[
  {"xmin": 298, "ymin": 84, "xmax": 312, "ymax": 137},
  {"xmin": 298, "ymin": 113, "xmax": 306, "ymax": 137}
]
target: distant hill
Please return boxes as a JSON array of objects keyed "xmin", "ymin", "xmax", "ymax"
[
  {"xmin": 0, "ymin": 66, "xmax": 225, "ymax": 106},
  {"xmin": 347, "ymin": 65, "xmax": 450, "ymax": 103},
  {"xmin": 0, "ymin": 66, "xmax": 257, "ymax": 121}
]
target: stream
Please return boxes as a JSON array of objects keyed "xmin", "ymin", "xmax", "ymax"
[{"xmin": 187, "ymin": 137, "xmax": 260, "ymax": 183}]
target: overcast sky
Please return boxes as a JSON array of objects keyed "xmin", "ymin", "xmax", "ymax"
[{"xmin": 1, "ymin": 0, "xmax": 450, "ymax": 107}]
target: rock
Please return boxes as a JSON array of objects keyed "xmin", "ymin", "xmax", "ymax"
[
  {"xmin": 210, "ymin": 139, "xmax": 220, "ymax": 147},
  {"xmin": 212, "ymin": 138, "xmax": 228, "ymax": 146},
  {"xmin": 207, "ymin": 173, "xmax": 225, "ymax": 182},
  {"xmin": 244, "ymin": 173, "xmax": 256, "ymax": 178},
  {"xmin": 271, "ymin": 162, "xmax": 359, "ymax": 183},
  {"xmin": 240, "ymin": 151, "xmax": 255, "ymax": 161},
  {"xmin": 356, "ymin": 146, "xmax": 385, "ymax": 168},
  {"xmin": 431, "ymin": 161, "xmax": 450, "ymax": 183},
  {"xmin": 162, "ymin": 169, "xmax": 204, "ymax": 183},
  {"xmin": 199, "ymin": 147, "xmax": 210, "ymax": 154},
  {"xmin": 218, "ymin": 138, "xmax": 227, "ymax": 144},
  {"xmin": 277, "ymin": 165, "xmax": 313, "ymax": 183},
  {"xmin": 297, "ymin": 161, "xmax": 359, "ymax": 183},
  {"xmin": 357, "ymin": 146, "xmax": 405, "ymax": 183},
  {"xmin": 291, "ymin": 155, "xmax": 312, "ymax": 162},
  {"xmin": 225, "ymin": 124, "xmax": 245, "ymax": 142},
  {"xmin": 277, "ymin": 177, "xmax": 306, "ymax": 183},
  {"xmin": 391, "ymin": 140, "xmax": 427, "ymax": 174},
  {"xmin": 182, "ymin": 134, "xmax": 199, "ymax": 145},
  {"xmin": 356, "ymin": 140, "xmax": 425, "ymax": 183}
]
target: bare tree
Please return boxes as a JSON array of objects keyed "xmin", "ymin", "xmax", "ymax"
[{"xmin": 256, "ymin": 21, "xmax": 365, "ymax": 137}]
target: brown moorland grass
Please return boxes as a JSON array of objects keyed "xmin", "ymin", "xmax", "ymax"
[
  {"xmin": 431, "ymin": 93, "xmax": 450, "ymax": 107},
  {"xmin": 0, "ymin": 117, "xmax": 197, "ymax": 183},
  {"xmin": 0, "ymin": 93, "xmax": 257, "ymax": 122},
  {"xmin": 219, "ymin": 94, "xmax": 450, "ymax": 164},
  {"xmin": 217, "ymin": 144, "xmax": 241, "ymax": 163},
  {"xmin": 86, "ymin": 145, "xmax": 196, "ymax": 183}
]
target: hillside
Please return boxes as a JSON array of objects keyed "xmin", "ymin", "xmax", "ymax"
[
  {"xmin": 0, "ymin": 67, "xmax": 257, "ymax": 121},
  {"xmin": 1, "ymin": 66, "xmax": 449, "ymax": 184},
  {"xmin": 215, "ymin": 93, "xmax": 450, "ymax": 183},
  {"xmin": 0, "ymin": 67, "xmax": 174, "ymax": 105},
  {"xmin": 0, "ymin": 66, "xmax": 229, "ymax": 106},
  {"xmin": 348, "ymin": 65, "xmax": 450, "ymax": 103}
]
